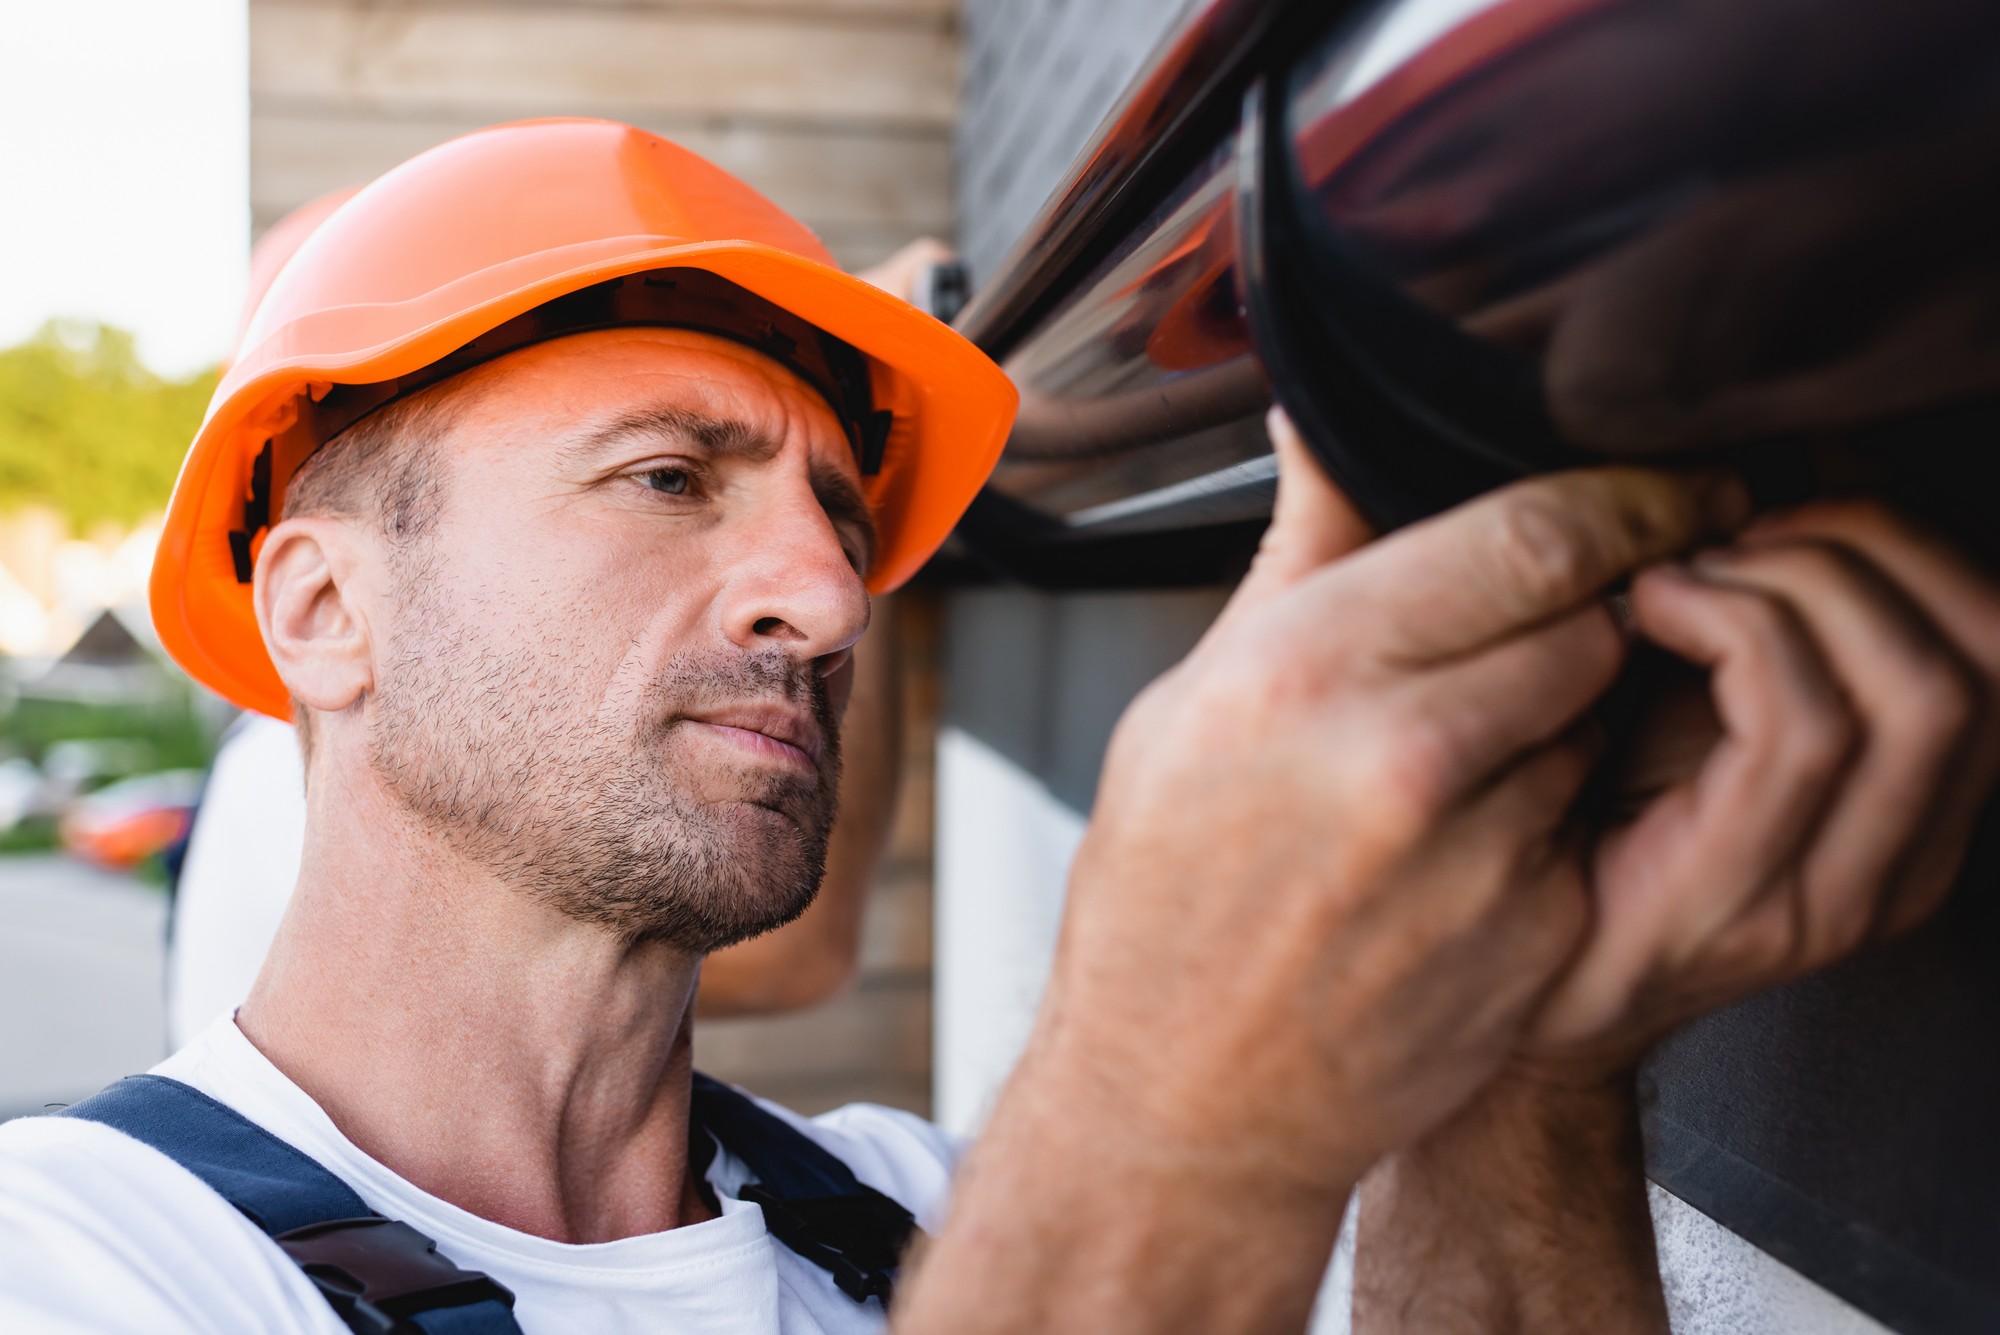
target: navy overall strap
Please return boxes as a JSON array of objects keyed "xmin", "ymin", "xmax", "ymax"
[
  {"xmin": 57, "ymin": 1076, "xmax": 520, "ymax": 1335},
  {"xmin": 691, "ymin": 1072, "xmax": 920, "ymax": 1307}
]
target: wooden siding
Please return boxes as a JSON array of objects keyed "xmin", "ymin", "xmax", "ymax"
[{"xmin": 251, "ymin": 0, "xmax": 958, "ymax": 269}]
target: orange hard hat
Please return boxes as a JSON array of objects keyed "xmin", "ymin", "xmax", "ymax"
[
  {"xmin": 229, "ymin": 184, "xmax": 362, "ymax": 367},
  {"xmin": 154, "ymin": 117, "xmax": 1016, "ymax": 718}
]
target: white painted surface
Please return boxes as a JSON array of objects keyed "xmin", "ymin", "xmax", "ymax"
[
  {"xmin": 932, "ymin": 586, "xmax": 1228, "ymax": 1135},
  {"xmin": 1650, "ymin": 1185, "xmax": 1893, "ymax": 1335},
  {"xmin": 1309, "ymin": 1197, "xmax": 1361, "ymax": 1334},
  {"xmin": 933, "ymin": 726, "xmax": 1085, "ymax": 1135}
]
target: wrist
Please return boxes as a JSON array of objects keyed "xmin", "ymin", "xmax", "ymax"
[
  {"xmin": 1029, "ymin": 976, "xmax": 1386, "ymax": 1197},
  {"xmin": 1355, "ymin": 1063, "xmax": 1663, "ymax": 1335},
  {"xmin": 1482, "ymin": 1055, "xmax": 1641, "ymax": 1116},
  {"xmin": 900, "ymin": 1024, "xmax": 1355, "ymax": 1334},
  {"xmin": 1396, "ymin": 1059, "xmax": 1641, "ymax": 1205},
  {"xmin": 1006, "ymin": 1019, "xmax": 1358, "ymax": 1223}
]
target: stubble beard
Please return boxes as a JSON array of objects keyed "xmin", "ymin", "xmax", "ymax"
[{"xmin": 366, "ymin": 571, "xmax": 842, "ymax": 952}]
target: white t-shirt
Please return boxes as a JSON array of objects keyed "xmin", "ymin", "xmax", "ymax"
[{"xmin": 0, "ymin": 1019, "xmax": 958, "ymax": 1334}]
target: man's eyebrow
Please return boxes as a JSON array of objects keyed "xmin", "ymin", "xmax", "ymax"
[
  {"xmin": 559, "ymin": 405, "xmax": 783, "ymax": 469},
  {"xmin": 566, "ymin": 403, "xmax": 877, "ymax": 568}
]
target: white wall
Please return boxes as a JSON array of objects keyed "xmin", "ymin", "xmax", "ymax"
[{"xmin": 933, "ymin": 585, "xmax": 1228, "ymax": 1132}]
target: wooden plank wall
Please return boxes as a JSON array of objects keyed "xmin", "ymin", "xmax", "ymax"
[
  {"xmin": 250, "ymin": 0, "xmax": 957, "ymax": 269},
  {"xmin": 248, "ymin": 0, "xmax": 957, "ymax": 1115}
]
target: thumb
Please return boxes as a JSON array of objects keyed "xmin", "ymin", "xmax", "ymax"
[{"xmin": 1224, "ymin": 407, "xmax": 1377, "ymax": 623}]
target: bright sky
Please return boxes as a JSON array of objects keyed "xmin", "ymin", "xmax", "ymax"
[{"xmin": 0, "ymin": 0, "xmax": 248, "ymax": 377}]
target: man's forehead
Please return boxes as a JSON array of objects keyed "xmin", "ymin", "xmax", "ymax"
[
  {"xmin": 421, "ymin": 328, "xmax": 879, "ymax": 564},
  {"xmin": 457, "ymin": 326, "xmax": 856, "ymax": 459}
]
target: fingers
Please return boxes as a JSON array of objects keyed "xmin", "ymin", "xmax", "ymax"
[
  {"xmin": 1530, "ymin": 510, "xmax": 2000, "ymax": 1065},
  {"xmin": 1694, "ymin": 539, "xmax": 1989, "ymax": 945},
  {"xmin": 1527, "ymin": 552, "xmax": 1866, "ymax": 1052},
  {"xmin": 1738, "ymin": 503, "xmax": 2000, "ymax": 935},
  {"xmin": 1225, "ymin": 448, "xmax": 1672, "ymax": 805},
  {"xmin": 1743, "ymin": 503, "xmax": 2000, "ymax": 674},
  {"xmin": 1339, "ymin": 466, "xmax": 1751, "ymax": 666},
  {"xmin": 1215, "ymin": 459, "xmax": 1748, "ymax": 778},
  {"xmin": 1217, "ymin": 408, "xmax": 1377, "ymax": 629},
  {"xmin": 1392, "ymin": 604, "xmax": 1627, "ymax": 791},
  {"xmin": 1607, "ymin": 565, "xmax": 1855, "ymax": 944}
]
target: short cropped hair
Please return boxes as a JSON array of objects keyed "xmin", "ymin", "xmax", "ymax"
[
  {"xmin": 281, "ymin": 386, "xmax": 456, "ymax": 540},
  {"xmin": 280, "ymin": 384, "xmax": 459, "ymax": 761}
]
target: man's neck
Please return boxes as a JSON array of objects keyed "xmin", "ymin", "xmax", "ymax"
[{"xmin": 237, "ymin": 758, "xmax": 711, "ymax": 1244}]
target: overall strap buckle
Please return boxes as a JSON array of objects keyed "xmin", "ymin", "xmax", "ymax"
[
  {"xmin": 739, "ymin": 1184, "xmax": 911, "ymax": 1306},
  {"xmin": 275, "ymin": 1217, "xmax": 517, "ymax": 1335}
]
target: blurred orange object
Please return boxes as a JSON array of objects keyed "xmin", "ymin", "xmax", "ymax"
[{"xmin": 59, "ymin": 771, "xmax": 203, "ymax": 871}]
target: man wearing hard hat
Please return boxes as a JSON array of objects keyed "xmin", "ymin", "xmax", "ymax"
[
  {"xmin": 165, "ymin": 186, "xmax": 935, "ymax": 1052},
  {"xmin": 0, "ymin": 118, "xmax": 1993, "ymax": 1334}
]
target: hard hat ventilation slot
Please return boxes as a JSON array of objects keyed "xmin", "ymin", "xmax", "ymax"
[
  {"xmin": 229, "ymin": 440, "xmax": 276, "ymax": 584},
  {"xmin": 859, "ymin": 411, "xmax": 893, "ymax": 477}
]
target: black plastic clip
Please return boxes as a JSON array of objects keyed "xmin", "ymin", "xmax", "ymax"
[
  {"xmin": 857, "ymin": 409, "xmax": 894, "ymax": 477},
  {"xmin": 274, "ymin": 1216, "xmax": 516, "ymax": 1335},
  {"xmin": 228, "ymin": 439, "xmax": 277, "ymax": 583},
  {"xmin": 740, "ymin": 1185, "xmax": 912, "ymax": 1306}
]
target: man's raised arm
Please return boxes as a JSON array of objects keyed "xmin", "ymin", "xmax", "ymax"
[
  {"xmin": 1355, "ymin": 502, "xmax": 2000, "ymax": 1332},
  {"xmin": 896, "ymin": 414, "xmax": 1751, "ymax": 1332}
]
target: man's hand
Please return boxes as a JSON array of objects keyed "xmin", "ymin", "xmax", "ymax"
[
  {"xmin": 897, "ymin": 413, "xmax": 1747, "ymax": 1334},
  {"xmin": 1356, "ymin": 500, "xmax": 2000, "ymax": 1335},
  {"xmin": 1050, "ymin": 417, "xmax": 1745, "ymax": 1190},
  {"xmin": 1528, "ymin": 500, "xmax": 2000, "ymax": 1068},
  {"xmin": 854, "ymin": 236, "xmax": 955, "ymax": 306}
]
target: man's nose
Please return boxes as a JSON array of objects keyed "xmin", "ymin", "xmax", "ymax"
[{"xmin": 718, "ymin": 491, "xmax": 871, "ymax": 667}]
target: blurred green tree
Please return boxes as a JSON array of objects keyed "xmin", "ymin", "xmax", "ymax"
[{"xmin": 0, "ymin": 321, "xmax": 215, "ymax": 527}]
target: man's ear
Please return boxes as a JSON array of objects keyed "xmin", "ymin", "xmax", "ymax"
[{"xmin": 254, "ymin": 517, "xmax": 376, "ymax": 715}]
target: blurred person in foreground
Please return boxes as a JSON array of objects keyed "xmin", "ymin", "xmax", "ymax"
[
  {"xmin": 0, "ymin": 114, "xmax": 1990, "ymax": 1335},
  {"xmin": 167, "ymin": 195, "xmax": 941, "ymax": 1044}
]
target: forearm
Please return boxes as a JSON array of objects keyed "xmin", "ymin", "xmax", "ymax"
[
  {"xmin": 897, "ymin": 1034, "xmax": 1353, "ymax": 1334},
  {"xmin": 1353, "ymin": 1066, "xmax": 1665, "ymax": 1335}
]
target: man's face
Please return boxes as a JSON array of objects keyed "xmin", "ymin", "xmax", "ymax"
[{"xmin": 363, "ymin": 327, "xmax": 875, "ymax": 951}]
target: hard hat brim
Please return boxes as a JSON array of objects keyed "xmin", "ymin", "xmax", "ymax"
[{"xmin": 152, "ymin": 239, "xmax": 1017, "ymax": 718}]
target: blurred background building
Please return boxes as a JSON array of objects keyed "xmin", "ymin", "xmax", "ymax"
[{"xmin": 248, "ymin": 0, "xmax": 956, "ymax": 272}]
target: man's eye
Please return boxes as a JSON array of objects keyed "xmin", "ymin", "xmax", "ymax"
[{"xmin": 640, "ymin": 467, "xmax": 691, "ymax": 496}]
